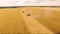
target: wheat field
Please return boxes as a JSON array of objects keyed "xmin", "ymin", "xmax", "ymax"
[{"xmin": 0, "ymin": 7, "xmax": 60, "ymax": 34}]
